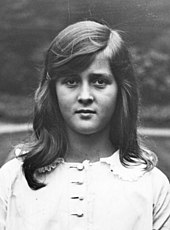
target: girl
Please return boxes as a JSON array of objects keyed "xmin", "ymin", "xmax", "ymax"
[{"xmin": 0, "ymin": 20, "xmax": 170, "ymax": 230}]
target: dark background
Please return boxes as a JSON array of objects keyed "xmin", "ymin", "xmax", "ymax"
[{"xmin": 0, "ymin": 0, "xmax": 170, "ymax": 126}]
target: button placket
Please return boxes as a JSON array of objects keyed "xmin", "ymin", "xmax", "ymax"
[{"xmin": 68, "ymin": 162, "xmax": 86, "ymax": 228}]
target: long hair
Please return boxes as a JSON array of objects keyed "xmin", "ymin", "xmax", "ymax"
[{"xmin": 21, "ymin": 20, "xmax": 157, "ymax": 190}]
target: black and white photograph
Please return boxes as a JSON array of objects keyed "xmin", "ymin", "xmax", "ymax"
[{"xmin": 0, "ymin": 0, "xmax": 170, "ymax": 229}]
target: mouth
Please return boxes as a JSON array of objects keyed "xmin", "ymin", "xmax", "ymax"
[{"xmin": 75, "ymin": 109, "xmax": 96, "ymax": 114}]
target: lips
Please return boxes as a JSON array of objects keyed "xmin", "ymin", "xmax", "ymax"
[{"xmin": 75, "ymin": 109, "xmax": 96, "ymax": 114}]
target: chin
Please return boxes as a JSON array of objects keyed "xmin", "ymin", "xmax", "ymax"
[
  {"xmin": 74, "ymin": 126, "xmax": 101, "ymax": 136},
  {"xmin": 78, "ymin": 131, "xmax": 96, "ymax": 136}
]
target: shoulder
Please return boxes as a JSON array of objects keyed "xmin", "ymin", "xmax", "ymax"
[
  {"xmin": 0, "ymin": 158, "xmax": 23, "ymax": 206},
  {"xmin": 0, "ymin": 148, "xmax": 24, "ymax": 190},
  {"xmin": 152, "ymin": 166, "xmax": 169, "ymax": 179},
  {"xmin": 149, "ymin": 168, "xmax": 170, "ymax": 228},
  {"xmin": 148, "ymin": 167, "xmax": 170, "ymax": 214},
  {"xmin": 0, "ymin": 157, "xmax": 23, "ymax": 183},
  {"xmin": 149, "ymin": 167, "xmax": 170, "ymax": 193},
  {"xmin": 150, "ymin": 167, "xmax": 169, "ymax": 185}
]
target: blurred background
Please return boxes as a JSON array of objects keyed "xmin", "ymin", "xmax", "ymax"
[{"xmin": 0, "ymin": 0, "xmax": 170, "ymax": 177}]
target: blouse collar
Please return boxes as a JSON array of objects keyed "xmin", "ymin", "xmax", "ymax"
[
  {"xmin": 56, "ymin": 150, "xmax": 147, "ymax": 182},
  {"xmin": 15, "ymin": 148, "xmax": 147, "ymax": 181},
  {"xmin": 100, "ymin": 150, "xmax": 147, "ymax": 181}
]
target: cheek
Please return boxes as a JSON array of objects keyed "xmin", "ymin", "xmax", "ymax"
[
  {"xmin": 56, "ymin": 92, "xmax": 75, "ymax": 121},
  {"xmin": 57, "ymin": 95, "xmax": 69, "ymax": 114},
  {"xmin": 56, "ymin": 87, "xmax": 68, "ymax": 115},
  {"xmin": 103, "ymin": 98, "xmax": 117, "ymax": 120},
  {"xmin": 103, "ymin": 87, "xmax": 118, "ymax": 111}
]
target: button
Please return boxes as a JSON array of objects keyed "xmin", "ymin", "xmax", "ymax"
[
  {"xmin": 71, "ymin": 196, "xmax": 79, "ymax": 199},
  {"xmin": 71, "ymin": 212, "xmax": 84, "ymax": 217},
  {"xmin": 69, "ymin": 166, "xmax": 77, "ymax": 169},
  {"xmin": 70, "ymin": 196, "xmax": 84, "ymax": 201},
  {"xmin": 69, "ymin": 164, "xmax": 85, "ymax": 170},
  {"xmin": 77, "ymin": 164, "xmax": 84, "ymax": 171},
  {"xmin": 71, "ymin": 181, "xmax": 84, "ymax": 185}
]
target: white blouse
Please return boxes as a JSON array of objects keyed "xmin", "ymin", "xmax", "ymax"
[{"xmin": 0, "ymin": 150, "xmax": 170, "ymax": 230}]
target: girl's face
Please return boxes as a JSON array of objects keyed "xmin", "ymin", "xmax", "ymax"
[{"xmin": 55, "ymin": 52, "xmax": 118, "ymax": 136}]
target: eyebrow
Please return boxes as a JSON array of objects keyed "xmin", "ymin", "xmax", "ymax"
[
  {"xmin": 89, "ymin": 73, "xmax": 113, "ymax": 79},
  {"xmin": 56, "ymin": 72, "xmax": 79, "ymax": 79},
  {"xmin": 57, "ymin": 72, "xmax": 114, "ymax": 81}
]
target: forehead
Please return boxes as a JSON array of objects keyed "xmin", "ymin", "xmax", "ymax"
[
  {"xmin": 80, "ymin": 51, "xmax": 112, "ymax": 76},
  {"xmin": 92, "ymin": 51, "xmax": 111, "ymax": 67},
  {"xmin": 53, "ymin": 50, "xmax": 113, "ymax": 80}
]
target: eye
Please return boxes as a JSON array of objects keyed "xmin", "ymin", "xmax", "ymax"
[
  {"xmin": 92, "ymin": 78, "xmax": 108, "ymax": 88},
  {"xmin": 63, "ymin": 78, "xmax": 79, "ymax": 87},
  {"xmin": 95, "ymin": 79, "xmax": 105, "ymax": 85}
]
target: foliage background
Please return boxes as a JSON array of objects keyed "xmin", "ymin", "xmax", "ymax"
[{"xmin": 0, "ymin": 0, "xmax": 170, "ymax": 126}]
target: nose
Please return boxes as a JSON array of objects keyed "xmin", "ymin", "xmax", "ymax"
[{"xmin": 78, "ymin": 83, "xmax": 94, "ymax": 105}]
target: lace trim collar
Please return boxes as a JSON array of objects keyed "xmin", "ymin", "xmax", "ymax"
[
  {"xmin": 15, "ymin": 148, "xmax": 147, "ymax": 181},
  {"xmin": 100, "ymin": 150, "xmax": 147, "ymax": 181}
]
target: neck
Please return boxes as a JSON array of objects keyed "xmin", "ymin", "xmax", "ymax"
[{"xmin": 65, "ymin": 128, "xmax": 115, "ymax": 163}]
